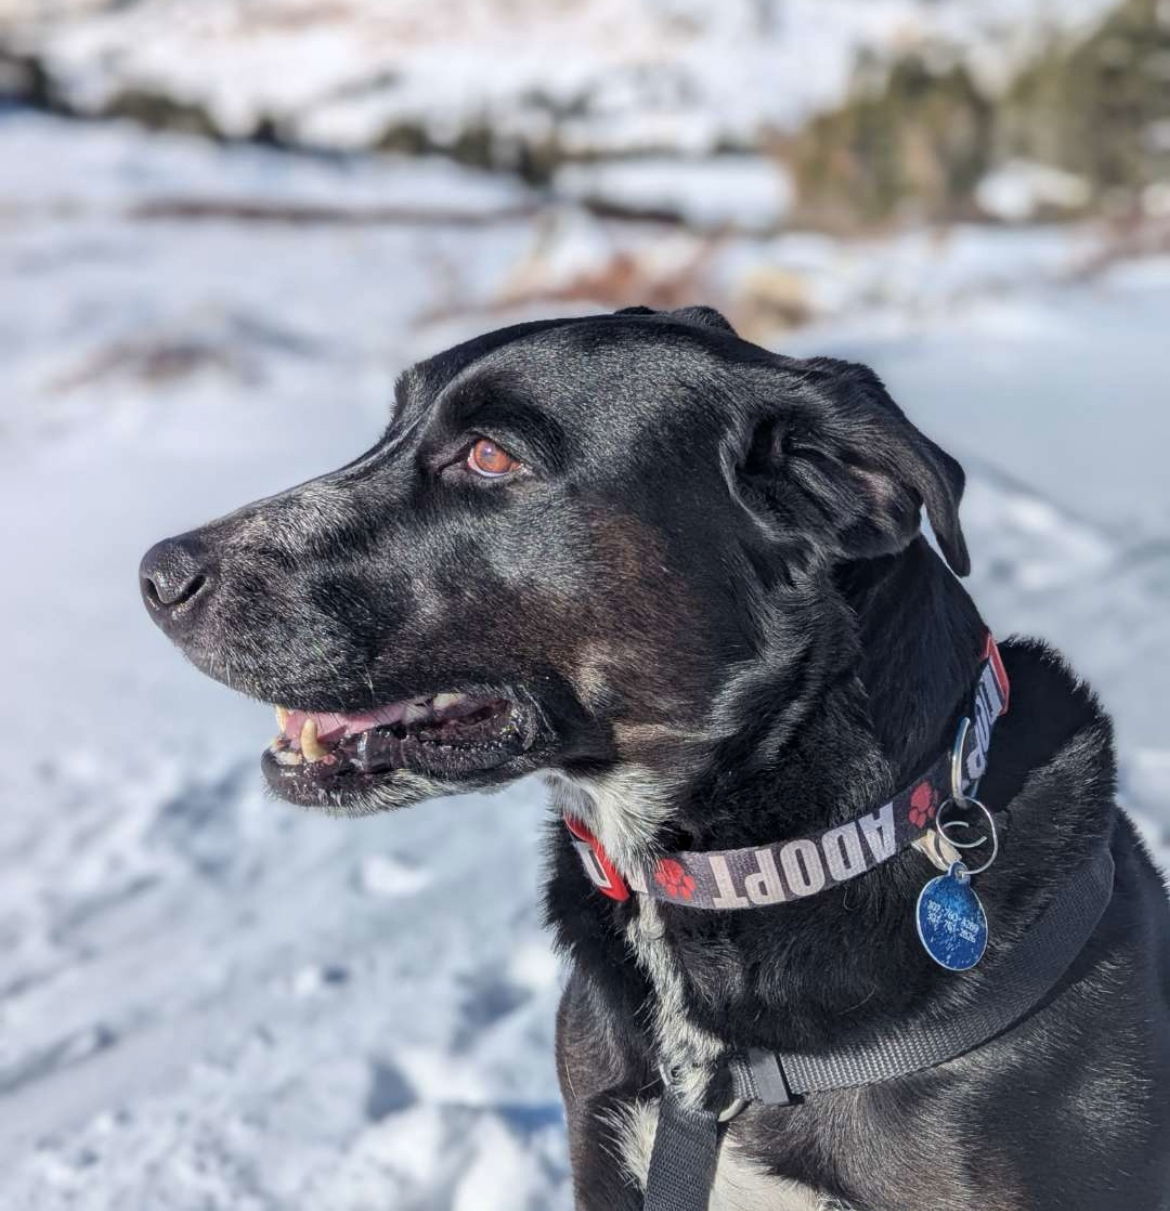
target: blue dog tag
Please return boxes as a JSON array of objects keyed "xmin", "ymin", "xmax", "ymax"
[{"xmin": 916, "ymin": 861, "xmax": 988, "ymax": 972}]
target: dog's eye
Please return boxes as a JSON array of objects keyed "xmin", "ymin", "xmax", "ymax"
[{"xmin": 466, "ymin": 438, "xmax": 522, "ymax": 479}]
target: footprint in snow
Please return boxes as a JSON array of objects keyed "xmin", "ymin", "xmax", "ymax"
[
  {"xmin": 357, "ymin": 853, "xmax": 430, "ymax": 898},
  {"xmin": 365, "ymin": 1058, "xmax": 416, "ymax": 1122}
]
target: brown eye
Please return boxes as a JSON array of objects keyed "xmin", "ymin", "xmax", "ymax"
[{"xmin": 467, "ymin": 438, "xmax": 522, "ymax": 478}]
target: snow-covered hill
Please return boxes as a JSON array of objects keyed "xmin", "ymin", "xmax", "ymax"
[
  {"xmin": 2, "ymin": 0, "xmax": 1119, "ymax": 155},
  {"xmin": 0, "ymin": 113, "xmax": 1166, "ymax": 1209}
]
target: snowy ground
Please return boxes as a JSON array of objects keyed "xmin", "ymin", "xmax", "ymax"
[{"xmin": 0, "ymin": 113, "xmax": 1167, "ymax": 1210}]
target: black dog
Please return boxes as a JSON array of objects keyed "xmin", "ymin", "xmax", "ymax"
[{"xmin": 141, "ymin": 306, "xmax": 1170, "ymax": 1210}]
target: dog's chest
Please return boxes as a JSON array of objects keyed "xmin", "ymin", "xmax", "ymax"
[
  {"xmin": 623, "ymin": 899, "xmax": 725, "ymax": 1096},
  {"xmin": 620, "ymin": 905, "xmax": 847, "ymax": 1209},
  {"xmin": 613, "ymin": 1098, "xmax": 842, "ymax": 1211}
]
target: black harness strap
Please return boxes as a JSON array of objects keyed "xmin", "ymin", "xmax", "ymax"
[
  {"xmin": 753, "ymin": 843, "xmax": 1115, "ymax": 1098},
  {"xmin": 643, "ymin": 1093, "xmax": 722, "ymax": 1211},
  {"xmin": 643, "ymin": 844, "xmax": 1116, "ymax": 1210}
]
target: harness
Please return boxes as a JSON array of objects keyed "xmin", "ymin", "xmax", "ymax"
[{"xmin": 564, "ymin": 636, "xmax": 1117, "ymax": 1211}]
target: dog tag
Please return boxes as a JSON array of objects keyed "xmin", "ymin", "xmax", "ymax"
[{"xmin": 916, "ymin": 861, "xmax": 988, "ymax": 972}]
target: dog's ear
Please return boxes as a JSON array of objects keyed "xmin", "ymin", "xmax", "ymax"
[
  {"xmin": 614, "ymin": 304, "xmax": 737, "ymax": 334},
  {"xmin": 739, "ymin": 356, "xmax": 970, "ymax": 576},
  {"xmin": 669, "ymin": 305, "xmax": 737, "ymax": 333}
]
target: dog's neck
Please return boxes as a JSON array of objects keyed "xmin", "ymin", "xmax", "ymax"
[
  {"xmin": 674, "ymin": 537, "xmax": 986, "ymax": 855},
  {"xmin": 551, "ymin": 539, "xmax": 984, "ymax": 879},
  {"xmin": 548, "ymin": 539, "xmax": 997, "ymax": 1075},
  {"xmin": 546, "ymin": 538, "xmax": 1114, "ymax": 1109}
]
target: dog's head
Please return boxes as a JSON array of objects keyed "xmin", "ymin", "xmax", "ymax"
[{"xmin": 140, "ymin": 306, "xmax": 967, "ymax": 838}]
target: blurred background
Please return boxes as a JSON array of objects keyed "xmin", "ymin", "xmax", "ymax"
[{"xmin": 0, "ymin": 2, "xmax": 1167, "ymax": 1207}]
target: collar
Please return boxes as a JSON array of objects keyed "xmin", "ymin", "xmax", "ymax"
[{"xmin": 566, "ymin": 633, "xmax": 1010, "ymax": 909}]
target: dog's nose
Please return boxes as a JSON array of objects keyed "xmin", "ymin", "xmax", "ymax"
[{"xmin": 139, "ymin": 536, "xmax": 215, "ymax": 628}]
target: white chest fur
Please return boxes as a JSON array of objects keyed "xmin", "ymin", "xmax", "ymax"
[
  {"xmin": 623, "ymin": 898, "xmax": 726, "ymax": 1101},
  {"xmin": 609, "ymin": 1098, "xmax": 841, "ymax": 1211},
  {"xmin": 617, "ymin": 903, "xmax": 848, "ymax": 1209},
  {"xmin": 552, "ymin": 774, "xmax": 850, "ymax": 1209}
]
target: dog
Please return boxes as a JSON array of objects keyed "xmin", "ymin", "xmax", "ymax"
[{"xmin": 140, "ymin": 305, "xmax": 1170, "ymax": 1210}]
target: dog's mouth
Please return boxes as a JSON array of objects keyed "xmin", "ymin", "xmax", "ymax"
[{"xmin": 261, "ymin": 689, "xmax": 539, "ymax": 808}]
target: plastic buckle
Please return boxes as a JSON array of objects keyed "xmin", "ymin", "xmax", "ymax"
[
  {"xmin": 745, "ymin": 1048, "xmax": 795, "ymax": 1107},
  {"xmin": 564, "ymin": 816, "xmax": 630, "ymax": 901}
]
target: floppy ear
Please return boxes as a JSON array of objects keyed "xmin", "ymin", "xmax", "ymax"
[{"xmin": 739, "ymin": 356, "xmax": 970, "ymax": 576}]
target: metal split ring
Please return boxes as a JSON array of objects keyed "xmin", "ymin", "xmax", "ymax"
[
  {"xmin": 935, "ymin": 795, "xmax": 999, "ymax": 877},
  {"xmin": 660, "ymin": 1062, "xmax": 749, "ymax": 1123},
  {"xmin": 937, "ymin": 715, "xmax": 999, "ymax": 877},
  {"xmin": 950, "ymin": 716, "xmax": 973, "ymax": 803},
  {"xmin": 718, "ymin": 1097, "xmax": 749, "ymax": 1123}
]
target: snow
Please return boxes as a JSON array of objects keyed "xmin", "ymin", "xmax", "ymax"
[
  {"xmin": 0, "ymin": 111, "xmax": 1167, "ymax": 1209},
  {"xmin": 0, "ymin": 108, "xmax": 533, "ymax": 215},
  {"xmin": 975, "ymin": 160, "xmax": 1092, "ymax": 223},
  {"xmin": 816, "ymin": 281, "xmax": 1170, "ymax": 533},
  {"xmin": 3, "ymin": 0, "xmax": 1122, "ymax": 155},
  {"xmin": 554, "ymin": 156, "xmax": 794, "ymax": 231},
  {"xmin": 719, "ymin": 222, "xmax": 1103, "ymax": 324},
  {"xmin": 358, "ymin": 853, "xmax": 432, "ymax": 899}
]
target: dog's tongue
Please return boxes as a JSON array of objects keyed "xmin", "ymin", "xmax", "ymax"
[{"xmin": 282, "ymin": 702, "xmax": 408, "ymax": 745}]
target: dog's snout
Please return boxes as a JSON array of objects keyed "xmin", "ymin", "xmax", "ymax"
[{"xmin": 140, "ymin": 536, "xmax": 215, "ymax": 628}]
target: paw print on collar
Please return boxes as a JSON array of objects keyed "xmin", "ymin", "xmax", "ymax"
[
  {"xmin": 654, "ymin": 858, "xmax": 696, "ymax": 901},
  {"xmin": 908, "ymin": 781, "xmax": 939, "ymax": 830}
]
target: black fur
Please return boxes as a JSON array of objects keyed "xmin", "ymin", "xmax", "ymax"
[{"xmin": 141, "ymin": 307, "xmax": 1170, "ymax": 1209}]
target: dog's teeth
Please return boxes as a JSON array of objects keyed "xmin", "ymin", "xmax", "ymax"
[
  {"xmin": 402, "ymin": 701, "xmax": 431, "ymax": 725},
  {"xmin": 275, "ymin": 705, "xmax": 289, "ymax": 731},
  {"xmin": 273, "ymin": 748, "xmax": 303, "ymax": 767},
  {"xmin": 301, "ymin": 717, "xmax": 327, "ymax": 762},
  {"xmin": 432, "ymin": 692, "xmax": 466, "ymax": 711}
]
